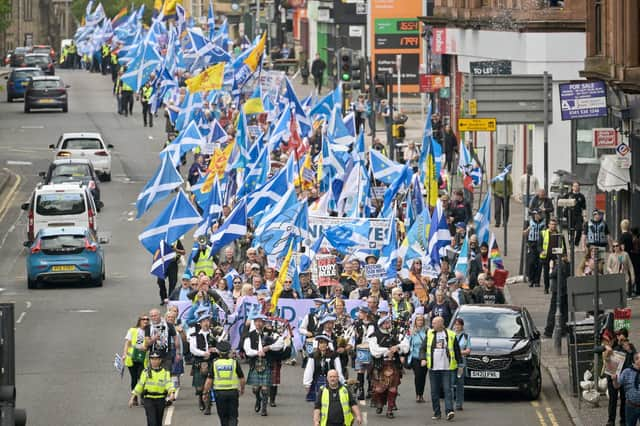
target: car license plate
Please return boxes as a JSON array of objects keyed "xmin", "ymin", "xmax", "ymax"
[
  {"xmin": 39, "ymin": 99, "xmax": 55, "ymax": 104},
  {"xmin": 52, "ymin": 265, "xmax": 75, "ymax": 272},
  {"xmin": 469, "ymin": 370, "xmax": 500, "ymax": 379}
]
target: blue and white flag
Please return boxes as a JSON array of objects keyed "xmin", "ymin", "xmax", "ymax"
[
  {"xmin": 284, "ymin": 78, "xmax": 311, "ymax": 137},
  {"xmin": 208, "ymin": 118, "xmax": 228, "ymax": 144},
  {"xmin": 207, "ymin": 0, "xmax": 216, "ymax": 40},
  {"xmin": 120, "ymin": 42, "xmax": 161, "ymax": 92},
  {"xmin": 324, "ymin": 219, "xmax": 371, "ymax": 254},
  {"xmin": 193, "ymin": 177, "xmax": 223, "ymax": 238},
  {"xmin": 378, "ymin": 213, "xmax": 398, "ymax": 280},
  {"xmin": 136, "ymin": 155, "xmax": 184, "ymax": 218},
  {"xmin": 328, "ymin": 105, "xmax": 354, "ymax": 145},
  {"xmin": 237, "ymin": 145, "xmax": 269, "ymax": 198},
  {"xmin": 254, "ymin": 201, "xmax": 309, "ymax": 259},
  {"xmin": 209, "ymin": 198, "xmax": 247, "ymax": 255},
  {"xmin": 474, "ymin": 191, "xmax": 492, "ymax": 244},
  {"xmin": 369, "ymin": 149, "xmax": 405, "ymax": 185},
  {"xmin": 454, "ymin": 235, "xmax": 469, "ymax": 276},
  {"xmin": 254, "ymin": 186, "xmax": 298, "ymax": 234},
  {"xmin": 309, "ymin": 88, "xmax": 336, "ymax": 119},
  {"xmin": 160, "ymin": 120, "xmax": 203, "ymax": 167},
  {"xmin": 381, "ymin": 165, "xmax": 412, "ymax": 217},
  {"xmin": 427, "ymin": 200, "xmax": 451, "ymax": 268},
  {"xmin": 150, "ymin": 240, "xmax": 176, "ymax": 279},
  {"xmin": 246, "ymin": 164, "xmax": 291, "ymax": 217},
  {"xmin": 491, "ymin": 164, "xmax": 512, "ymax": 182},
  {"xmin": 139, "ymin": 190, "xmax": 202, "ymax": 254},
  {"xmin": 267, "ymin": 106, "xmax": 291, "ymax": 151}
]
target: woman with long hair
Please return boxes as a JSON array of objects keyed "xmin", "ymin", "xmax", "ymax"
[
  {"xmin": 408, "ymin": 311, "xmax": 428, "ymax": 403},
  {"xmin": 122, "ymin": 315, "xmax": 149, "ymax": 405}
]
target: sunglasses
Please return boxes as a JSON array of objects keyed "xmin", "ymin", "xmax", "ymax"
[
  {"xmin": 140, "ymin": 317, "xmax": 149, "ymax": 321},
  {"xmin": 285, "ymin": 280, "xmax": 292, "ymax": 283}
]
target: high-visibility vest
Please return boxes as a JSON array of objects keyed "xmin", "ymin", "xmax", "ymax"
[
  {"xmin": 142, "ymin": 86, "xmax": 153, "ymax": 103},
  {"xmin": 102, "ymin": 45, "xmax": 110, "ymax": 56},
  {"xmin": 121, "ymin": 82, "xmax": 133, "ymax": 92},
  {"xmin": 391, "ymin": 299, "xmax": 411, "ymax": 317},
  {"xmin": 125, "ymin": 327, "xmax": 145, "ymax": 367},
  {"xmin": 319, "ymin": 385, "xmax": 353, "ymax": 426},
  {"xmin": 212, "ymin": 358, "xmax": 240, "ymax": 390},
  {"xmin": 425, "ymin": 328, "xmax": 457, "ymax": 370},
  {"xmin": 68, "ymin": 44, "xmax": 76, "ymax": 54},
  {"xmin": 110, "ymin": 53, "xmax": 118, "ymax": 65},
  {"xmin": 133, "ymin": 368, "xmax": 174, "ymax": 398},
  {"xmin": 539, "ymin": 229, "xmax": 564, "ymax": 260},
  {"xmin": 193, "ymin": 247, "xmax": 214, "ymax": 277}
]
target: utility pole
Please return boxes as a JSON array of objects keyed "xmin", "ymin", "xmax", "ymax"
[
  {"xmin": 386, "ymin": 72, "xmax": 395, "ymax": 161},
  {"xmin": 368, "ymin": 58, "xmax": 376, "ymax": 147},
  {"xmin": 543, "ymin": 71, "xmax": 549, "ymax": 193}
]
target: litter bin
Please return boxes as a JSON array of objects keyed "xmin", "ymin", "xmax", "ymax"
[{"xmin": 567, "ymin": 318, "xmax": 595, "ymax": 397}]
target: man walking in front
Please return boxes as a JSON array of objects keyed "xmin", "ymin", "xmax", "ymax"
[
  {"xmin": 313, "ymin": 369, "xmax": 363, "ymax": 426},
  {"xmin": 311, "ymin": 54, "xmax": 327, "ymax": 95},
  {"xmin": 422, "ymin": 316, "xmax": 462, "ymax": 421}
]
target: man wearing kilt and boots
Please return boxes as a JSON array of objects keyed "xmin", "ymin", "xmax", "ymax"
[
  {"xmin": 189, "ymin": 312, "xmax": 219, "ymax": 415},
  {"xmin": 243, "ymin": 314, "xmax": 283, "ymax": 416},
  {"xmin": 369, "ymin": 315, "xmax": 410, "ymax": 418}
]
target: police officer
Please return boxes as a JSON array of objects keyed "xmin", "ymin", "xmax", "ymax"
[
  {"xmin": 564, "ymin": 182, "xmax": 586, "ymax": 246},
  {"xmin": 140, "ymin": 80, "xmax": 154, "ymax": 127},
  {"xmin": 585, "ymin": 209, "xmax": 610, "ymax": 250},
  {"xmin": 129, "ymin": 351, "xmax": 176, "ymax": 426},
  {"xmin": 523, "ymin": 209, "xmax": 546, "ymax": 288},
  {"xmin": 539, "ymin": 218, "xmax": 567, "ymax": 294},
  {"xmin": 101, "ymin": 43, "xmax": 111, "ymax": 75},
  {"xmin": 204, "ymin": 340, "xmax": 245, "ymax": 426},
  {"xmin": 191, "ymin": 235, "xmax": 215, "ymax": 278}
]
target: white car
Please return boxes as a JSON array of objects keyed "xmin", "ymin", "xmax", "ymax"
[{"xmin": 49, "ymin": 132, "xmax": 113, "ymax": 181}]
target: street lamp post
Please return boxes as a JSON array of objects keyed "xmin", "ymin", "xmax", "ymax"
[{"xmin": 551, "ymin": 237, "xmax": 564, "ymax": 355}]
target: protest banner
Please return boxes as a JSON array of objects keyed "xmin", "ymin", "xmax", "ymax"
[
  {"xmin": 308, "ymin": 215, "xmax": 390, "ymax": 250},
  {"xmin": 317, "ymin": 255, "xmax": 338, "ymax": 287},
  {"xmin": 365, "ymin": 263, "xmax": 386, "ymax": 280}
]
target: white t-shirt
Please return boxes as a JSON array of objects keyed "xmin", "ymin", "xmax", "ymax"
[
  {"xmin": 125, "ymin": 327, "xmax": 145, "ymax": 350},
  {"xmin": 432, "ymin": 331, "xmax": 450, "ymax": 371}
]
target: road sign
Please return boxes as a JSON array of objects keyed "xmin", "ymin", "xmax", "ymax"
[
  {"xmin": 616, "ymin": 141, "xmax": 632, "ymax": 168},
  {"xmin": 593, "ymin": 128, "xmax": 618, "ymax": 149},
  {"xmin": 458, "ymin": 118, "xmax": 496, "ymax": 132},
  {"xmin": 468, "ymin": 99, "xmax": 477, "ymax": 116}
]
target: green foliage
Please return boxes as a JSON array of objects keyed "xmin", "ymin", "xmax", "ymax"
[
  {"xmin": 71, "ymin": 0, "xmax": 156, "ymax": 25},
  {"xmin": 0, "ymin": 0, "xmax": 12, "ymax": 34}
]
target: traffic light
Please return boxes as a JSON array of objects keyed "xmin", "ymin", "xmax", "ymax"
[
  {"xmin": 337, "ymin": 48, "xmax": 353, "ymax": 82},
  {"xmin": 374, "ymin": 74, "xmax": 387, "ymax": 99},
  {"xmin": 351, "ymin": 56, "xmax": 366, "ymax": 91}
]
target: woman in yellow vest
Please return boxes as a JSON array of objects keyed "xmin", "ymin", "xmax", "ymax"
[
  {"xmin": 313, "ymin": 369, "xmax": 362, "ymax": 426},
  {"xmin": 122, "ymin": 315, "xmax": 149, "ymax": 405}
]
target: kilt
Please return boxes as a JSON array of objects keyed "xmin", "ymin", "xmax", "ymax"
[
  {"xmin": 247, "ymin": 358, "xmax": 272, "ymax": 387},
  {"xmin": 191, "ymin": 359, "xmax": 210, "ymax": 388},
  {"xmin": 372, "ymin": 360, "xmax": 401, "ymax": 394},
  {"xmin": 271, "ymin": 360, "xmax": 282, "ymax": 385}
]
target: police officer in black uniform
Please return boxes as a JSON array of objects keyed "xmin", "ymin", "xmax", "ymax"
[{"xmin": 524, "ymin": 209, "xmax": 546, "ymax": 287}]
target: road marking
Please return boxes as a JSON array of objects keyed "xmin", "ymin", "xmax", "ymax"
[
  {"xmin": 535, "ymin": 409, "xmax": 547, "ymax": 426},
  {"xmin": 362, "ymin": 411, "xmax": 368, "ymax": 425},
  {"xmin": 68, "ymin": 309, "xmax": 98, "ymax": 313},
  {"xmin": 16, "ymin": 311, "xmax": 26, "ymax": 323},
  {"xmin": 20, "ymin": 125, "xmax": 44, "ymax": 129},
  {"xmin": 545, "ymin": 407, "xmax": 559, "ymax": 426},
  {"xmin": 25, "ymin": 301, "xmax": 31, "ymax": 309},
  {"xmin": 531, "ymin": 400, "xmax": 540, "ymax": 407},
  {"xmin": 6, "ymin": 161, "xmax": 33, "ymax": 165},
  {"xmin": 163, "ymin": 405, "xmax": 174, "ymax": 425}
]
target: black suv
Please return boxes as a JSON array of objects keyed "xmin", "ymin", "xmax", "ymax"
[{"xmin": 450, "ymin": 304, "xmax": 542, "ymax": 400}]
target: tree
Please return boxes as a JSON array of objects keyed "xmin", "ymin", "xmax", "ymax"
[{"xmin": 0, "ymin": 0, "xmax": 12, "ymax": 34}]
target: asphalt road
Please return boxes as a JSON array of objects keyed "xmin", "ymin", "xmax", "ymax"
[{"xmin": 0, "ymin": 69, "xmax": 571, "ymax": 426}]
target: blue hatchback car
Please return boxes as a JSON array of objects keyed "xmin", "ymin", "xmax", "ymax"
[
  {"xmin": 5, "ymin": 67, "xmax": 44, "ymax": 102},
  {"xmin": 26, "ymin": 226, "xmax": 106, "ymax": 289}
]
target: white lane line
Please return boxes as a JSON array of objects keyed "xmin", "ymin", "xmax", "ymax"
[
  {"xmin": 68, "ymin": 309, "xmax": 98, "ymax": 313},
  {"xmin": 163, "ymin": 406, "xmax": 174, "ymax": 425},
  {"xmin": 20, "ymin": 125, "xmax": 44, "ymax": 129},
  {"xmin": 6, "ymin": 161, "xmax": 33, "ymax": 165},
  {"xmin": 25, "ymin": 301, "xmax": 31, "ymax": 309},
  {"xmin": 16, "ymin": 311, "xmax": 26, "ymax": 324},
  {"xmin": 363, "ymin": 411, "xmax": 368, "ymax": 425}
]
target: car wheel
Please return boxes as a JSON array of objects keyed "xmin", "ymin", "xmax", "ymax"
[
  {"xmin": 102, "ymin": 172, "xmax": 111, "ymax": 182},
  {"xmin": 93, "ymin": 275, "xmax": 103, "ymax": 287},
  {"xmin": 62, "ymin": 103, "xmax": 68, "ymax": 113},
  {"xmin": 524, "ymin": 367, "xmax": 542, "ymax": 400},
  {"xmin": 27, "ymin": 277, "xmax": 37, "ymax": 290},
  {"xmin": 24, "ymin": 104, "xmax": 29, "ymax": 113},
  {"xmin": 7, "ymin": 94, "xmax": 12, "ymax": 103}
]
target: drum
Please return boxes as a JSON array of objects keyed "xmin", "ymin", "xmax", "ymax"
[
  {"xmin": 355, "ymin": 343, "xmax": 371, "ymax": 370},
  {"xmin": 305, "ymin": 338, "xmax": 315, "ymax": 356}
]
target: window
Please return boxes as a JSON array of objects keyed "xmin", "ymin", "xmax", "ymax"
[
  {"xmin": 576, "ymin": 116, "xmax": 608, "ymax": 164},
  {"xmin": 594, "ymin": 0, "xmax": 602, "ymax": 54},
  {"xmin": 24, "ymin": 0, "xmax": 32, "ymax": 21}
]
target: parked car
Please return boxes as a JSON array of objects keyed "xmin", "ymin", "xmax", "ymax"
[
  {"xmin": 24, "ymin": 75, "xmax": 68, "ymax": 113},
  {"xmin": 450, "ymin": 304, "xmax": 542, "ymax": 400},
  {"xmin": 21, "ymin": 182, "xmax": 102, "ymax": 244},
  {"xmin": 3, "ymin": 50, "xmax": 12, "ymax": 66},
  {"xmin": 49, "ymin": 132, "xmax": 113, "ymax": 181},
  {"xmin": 10, "ymin": 47, "xmax": 30, "ymax": 67},
  {"xmin": 31, "ymin": 44, "xmax": 56, "ymax": 61},
  {"xmin": 26, "ymin": 226, "xmax": 106, "ymax": 289},
  {"xmin": 40, "ymin": 159, "xmax": 102, "ymax": 206},
  {"xmin": 24, "ymin": 53, "xmax": 54, "ymax": 75},
  {"xmin": 5, "ymin": 67, "xmax": 44, "ymax": 102}
]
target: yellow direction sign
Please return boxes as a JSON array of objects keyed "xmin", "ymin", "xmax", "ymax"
[
  {"xmin": 458, "ymin": 118, "xmax": 496, "ymax": 132},
  {"xmin": 468, "ymin": 99, "xmax": 477, "ymax": 116}
]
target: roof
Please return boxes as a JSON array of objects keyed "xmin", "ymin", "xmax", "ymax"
[
  {"xmin": 456, "ymin": 304, "xmax": 524, "ymax": 314},
  {"xmin": 60, "ymin": 132, "xmax": 103, "ymax": 140},
  {"xmin": 36, "ymin": 182, "xmax": 86, "ymax": 192},
  {"xmin": 37, "ymin": 226, "xmax": 89, "ymax": 237}
]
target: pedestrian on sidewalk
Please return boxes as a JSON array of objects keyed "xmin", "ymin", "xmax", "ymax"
[
  {"xmin": 631, "ymin": 228, "xmax": 640, "ymax": 296},
  {"xmin": 518, "ymin": 165, "xmax": 540, "ymax": 207},
  {"xmin": 586, "ymin": 209, "xmax": 611, "ymax": 251},
  {"xmin": 529, "ymin": 189, "xmax": 554, "ymax": 224},
  {"xmin": 605, "ymin": 329, "xmax": 636, "ymax": 426},
  {"xmin": 543, "ymin": 256, "xmax": 569, "ymax": 338},
  {"xmin": 443, "ymin": 125, "xmax": 458, "ymax": 175},
  {"xmin": 311, "ymin": 54, "xmax": 326, "ymax": 95},
  {"xmin": 577, "ymin": 246, "xmax": 605, "ymax": 276},
  {"xmin": 564, "ymin": 182, "xmax": 586, "ymax": 247},
  {"xmin": 612, "ymin": 352, "xmax": 640, "ymax": 425},
  {"xmin": 607, "ymin": 241, "xmax": 636, "ymax": 299},
  {"xmin": 491, "ymin": 174, "xmax": 513, "ymax": 228},
  {"xmin": 539, "ymin": 218, "xmax": 566, "ymax": 294},
  {"xmin": 524, "ymin": 209, "xmax": 546, "ymax": 287},
  {"xmin": 408, "ymin": 312, "xmax": 428, "ymax": 403}
]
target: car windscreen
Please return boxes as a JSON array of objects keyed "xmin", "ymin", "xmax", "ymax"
[
  {"xmin": 50, "ymin": 165, "xmax": 92, "ymax": 182},
  {"xmin": 32, "ymin": 80, "xmax": 62, "ymax": 90},
  {"xmin": 40, "ymin": 234, "xmax": 85, "ymax": 250},
  {"xmin": 32, "ymin": 47, "xmax": 50, "ymax": 55},
  {"xmin": 457, "ymin": 311, "xmax": 526, "ymax": 339},
  {"xmin": 61, "ymin": 138, "xmax": 102, "ymax": 150},
  {"xmin": 25, "ymin": 56, "xmax": 48, "ymax": 66},
  {"xmin": 14, "ymin": 70, "xmax": 42, "ymax": 80},
  {"xmin": 35, "ymin": 193, "xmax": 85, "ymax": 216}
]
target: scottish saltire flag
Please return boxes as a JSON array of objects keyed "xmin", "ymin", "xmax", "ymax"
[
  {"xmin": 427, "ymin": 200, "xmax": 451, "ymax": 268},
  {"xmin": 193, "ymin": 177, "xmax": 223, "ymax": 238},
  {"xmin": 254, "ymin": 201, "xmax": 309, "ymax": 259},
  {"xmin": 406, "ymin": 173, "xmax": 426, "ymax": 227},
  {"xmin": 458, "ymin": 140, "xmax": 473, "ymax": 173},
  {"xmin": 378, "ymin": 212, "xmax": 398, "ymax": 280},
  {"xmin": 267, "ymin": 106, "xmax": 291, "ymax": 151},
  {"xmin": 369, "ymin": 149, "xmax": 405, "ymax": 185},
  {"xmin": 231, "ymin": 111, "xmax": 251, "ymax": 168},
  {"xmin": 136, "ymin": 155, "xmax": 184, "ymax": 218},
  {"xmin": 237, "ymin": 145, "xmax": 269, "ymax": 198},
  {"xmin": 254, "ymin": 187, "xmax": 298, "ymax": 235},
  {"xmin": 491, "ymin": 164, "xmax": 512, "ymax": 182},
  {"xmin": 399, "ymin": 206, "xmax": 430, "ymax": 266},
  {"xmin": 343, "ymin": 112, "xmax": 356, "ymax": 138},
  {"xmin": 161, "ymin": 121, "xmax": 204, "ymax": 167},
  {"xmin": 150, "ymin": 240, "xmax": 176, "ymax": 279},
  {"xmin": 309, "ymin": 88, "xmax": 336, "ymax": 119},
  {"xmin": 381, "ymin": 165, "xmax": 412, "ymax": 217},
  {"xmin": 284, "ymin": 78, "xmax": 312, "ymax": 137},
  {"xmin": 324, "ymin": 219, "xmax": 371, "ymax": 254},
  {"xmin": 246, "ymin": 164, "xmax": 291, "ymax": 217},
  {"xmin": 299, "ymin": 233, "xmax": 324, "ymax": 272},
  {"xmin": 174, "ymin": 92, "xmax": 204, "ymax": 132},
  {"xmin": 328, "ymin": 105, "xmax": 354, "ymax": 145},
  {"xmin": 139, "ymin": 190, "xmax": 202, "ymax": 254},
  {"xmin": 207, "ymin": 0, "xmax": 216, "ymax": 40},
  {"xmin": 209, "ymin": 199, "xmax": 247, "ymax": 255},
  {"xmin": 337, "ymin": 161, "xmax": 364, "ymax": 217},
  {"xmin": 454, "ymin": 235, "xmax": 469, "ymax": 276},
  {"xmin": 120, "ymin": 42, "xmax": 161, "ymax": 92},
  {"xmin": 289, "ymin": 256, "xmax": 303, "ymax": 298},
  {"xmin": 474, "ymin": 190, "xmax": 492, "ymax": 244}
]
